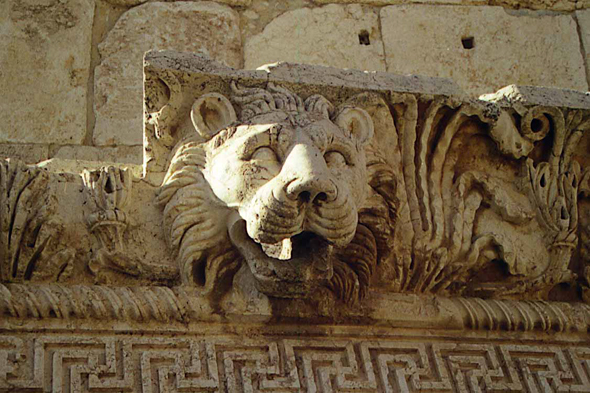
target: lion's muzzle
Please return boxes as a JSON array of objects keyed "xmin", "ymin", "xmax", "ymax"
[{"xmin": 229, "ymin": 218, "xmax": 334, "ymax": 297}]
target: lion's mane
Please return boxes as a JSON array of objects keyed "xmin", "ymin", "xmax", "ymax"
[{"xmin": 157, "ymin": 84, "xmax": 396, "ymax": 304}]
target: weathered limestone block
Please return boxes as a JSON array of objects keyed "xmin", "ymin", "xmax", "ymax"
[
  {"xmin": 313, "ymin": 0, "xmax": 588, "ymax": 11},
  {"xmin": 93, "ymin": 2, "xmax": 242, "ymax": 147},
  {"xmin": 490, "ymin": 0, "xmax": 589, "ymax": 10},
  {"xmin": 144, "ymin": 51, "xmax": 590, "ymax": 305},
  {"xmin": 381, "ymin": 5, "xmax": 588, "ymax": 96},
  {"xmin": 245, "ymin": 5, "xmax": 386, "ymax": 72},
  {"xmin": 2, "ymin": 52, "xmax": 590, "ymax": 392},
  {"xmin": 54, "ymin": 145, "xmax": 143, "ymax": 165},
  {"xmin": 240, "ymin": 0, "xmax": 316, "ymax": 40},
  {"xmin": 576, "ymin": 9, "xmax": 590, "ymax": 85},
  {"xmin": 0, "ymin": 144, "xmax": 48, "ymax": 164},
  {"xmin": 0, "ymin": 0, "xmax": 93, "ymax": 145}
]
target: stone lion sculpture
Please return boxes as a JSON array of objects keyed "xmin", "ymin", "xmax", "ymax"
[{"xmin": 156, "ymin": 83, "xmax": 395, "ymax": 304}]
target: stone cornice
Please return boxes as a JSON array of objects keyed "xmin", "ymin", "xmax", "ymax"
[{"xmin": 2, "ymin": 283, "xmax": 589, "ymax": 334}]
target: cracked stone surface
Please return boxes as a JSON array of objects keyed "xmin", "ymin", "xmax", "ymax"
[
  {"xmin": 245, "ymin": 4, "xmax": 386, "ymax": 72},
  {"xmin": 0, "ymin": 0, "xmax": 93, "ymax": 144},
  {"xmin": 93, "ymin": 1, "xmax": 242, "ymax": 147},
  {"xmin": 576, "ymin": 9, "xmax": 590, "ymax": 85},
  {"xmin": 381, "ymin": 5, "xmax": 588, "ymax": 96}
]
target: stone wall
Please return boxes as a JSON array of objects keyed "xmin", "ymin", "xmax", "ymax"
[{"xmin": 1, "ymin": 0, "xmax": 590, "ymax": 167}]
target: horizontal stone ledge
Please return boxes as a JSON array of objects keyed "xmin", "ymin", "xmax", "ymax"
[
  {"xmin": 1, "ymin": 283, "xmax": 589, "ymax": 333},
  {"xmin": 146, "ymin": 49, "xmax": 464, "ymax": 97},
  {"xmin": 310, "ymin": 0, "xmax": 588, "ymax": 12},
  {"xmin": 37, "ymin": 158, "xmax": 143, "ymax": 178}
]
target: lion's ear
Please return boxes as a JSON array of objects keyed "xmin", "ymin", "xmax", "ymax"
[
  {"xmin": 191, "ymin": 93, "xmax": 237, "ymax": 140},
  {"xmin": 334, "ymin": 107, "xmax": 374, "ymax": 147}
]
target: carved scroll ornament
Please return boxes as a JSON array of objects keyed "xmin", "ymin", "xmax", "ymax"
[
  {"xmin": 1, "ymin": 51, "xmax": 590, "ymax": 323},
  {"xmin": 151, "ymin": 57, "xmax": 590, "ymax": 307}
]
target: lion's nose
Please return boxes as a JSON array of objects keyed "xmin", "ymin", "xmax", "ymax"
[
  {"xmin": 286, "ymin": 175, "xmax": 337, "ymax": 204},
  {"xmin": 278, "ymin": 143, "xmax": 338, "ymax": 204}
]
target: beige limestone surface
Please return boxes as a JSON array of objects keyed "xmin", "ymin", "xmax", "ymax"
[
  {"xmin": 1, "ymin": 52, "xmax": 590, "ymax": 392},
  {"xmin": 93, "ymin": 1, "xmax": 242, "ymax": 147},
  {"xmin": 312, "ymin": 0, "xmax": 589, "ymax": 10},
  {"xmin": 381, "ymin": 5, "xmax": 588, "ymax": 96},
  {"xmin": 576, "ymin": 9, "xmax": 590, "ymax": 85},
  {"xmin": 240, "ymin": 0, "xmax": 314, "ymax": 39},
  {"xmin": 54, "ymin": 145, "xmax": 143, "ymax": 164},
  {"xmin": 489, "ymin": 0, "xmax": 590, "ymax": 10},
  {"xmin": 103, "ymin": 0, "xmax": 251, "ymax": 4},
  {"xmin": 245, "ymin": 4, "xmax": 386, "ymax": 72},
  {"xmin": 0, "ymin": 0, "xmax": 94, "ymax": 145},
  {"xmin": 0, "ymin": 144, "xmax": 48, "ymax": 164}
]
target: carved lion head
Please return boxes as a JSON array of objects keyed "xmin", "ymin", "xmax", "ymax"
[{"xmin": 157, "ymin": 83, "xmax": 395, "ymax": 304}]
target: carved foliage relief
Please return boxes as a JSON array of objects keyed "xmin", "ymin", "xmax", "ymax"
[
  {"xmin": 149, "ymin": 59, "xmax": 590, "ymax": 307},
  {"xmin": 0, "ymin": 160, "xmax": 73, "ymax": 283},
  {"xmin": 3, "ymin": 51, "xmax": 590, "ymax": 393},
  {"xmin": 2, "ymin": 52, "xmax": 590, "ymax": 317}
]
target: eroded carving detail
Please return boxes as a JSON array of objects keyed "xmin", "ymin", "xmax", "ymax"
[
  {"xmin": 374, "ymin": 95, "xmax": 590, "ymax": 300},
  {"xmin": 157, "ymin": 83, "xmax": 395, "ymax": 304},
  {"xmin": 154, "ymin": 73, "xmax": 590, "ymax": 304},
  {"xmin": 83, "ymin": 166, "xmax": 134, "ymax": 281},
  {"xmin": 83, "ymin": 167, "xmax": 177, "ymax": 284},
  {"xmin": 2, "ymin": 282, "xmax": 589, "ymax": 332},
  {"xmin": 0, "ymin": 160, "xmax": 73, "ymax": 283}
]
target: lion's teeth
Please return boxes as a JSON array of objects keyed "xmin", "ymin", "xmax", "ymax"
[
  {"xmin": 259, "ymin": 238, "xmax": 293, "ymax": 260},
  {"xmin": 260, "ymin": 239, "xmax": 292, "ymax": 260},
  {"xmin": 279, "ymin": 238, "xmax": 292, "ymax": 260}
]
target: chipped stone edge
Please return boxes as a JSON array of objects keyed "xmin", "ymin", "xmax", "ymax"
[{"xmin": 145, "ymin": 50, "xmax": 464, "ymax": 97}]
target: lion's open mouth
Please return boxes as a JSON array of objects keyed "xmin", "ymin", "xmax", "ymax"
[
  {"xmin": 260, "ymin": 231, "xmax": 321, "ymax": 260},
  {"xmin": 228, "ymin": 219, "xmax": 334, "ymax": 297}
]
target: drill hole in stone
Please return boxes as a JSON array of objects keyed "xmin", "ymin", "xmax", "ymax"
[
  {"xmin": 531, "ymin": 118, "xmax": 544, "ymax": 133},
  {"xmin": 359, "ymin": 30, "xmax": 371, "ymax": 45},
  {"xmin": 461, "ymin": 36, "xmax": 475, "ymax": 49}
]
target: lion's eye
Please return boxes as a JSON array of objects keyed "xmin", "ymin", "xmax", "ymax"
[
  {"xmin": 251, "ymin": 147, "xmax": 278, "ymax": 162},
  {"xmin": 324, "ymin": 151, "xmax": 347, "ymax": 168}
]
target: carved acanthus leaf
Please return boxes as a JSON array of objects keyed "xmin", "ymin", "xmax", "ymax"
[{"xmin": 0, "ymin": 160, "xmax": 73, "ymax": 283}]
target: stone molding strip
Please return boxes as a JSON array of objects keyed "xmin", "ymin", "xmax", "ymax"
[
  {"xmin": 2, "ymin": 333, "xmax": 589, "ymax": 392},
  {"xmin": 2, "ymin": 283, "xmax": 589, "ymax": 333}
]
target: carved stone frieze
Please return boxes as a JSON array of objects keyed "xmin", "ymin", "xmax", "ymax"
[
  {"xmin": 1, "ymin": 331, "xmax": 590, "ymax": 393},
  {"xmin": 2, "ymin": 282, "xmax": 590, "ymax": 333},
  {"xmin": 0, "ymin": 51, "xmax": 589, "ymax": 308},
  {"xmin": 2, "ymin": 50, "xmax": 590, "ymax": 392},
  {"xmin": 0, "ymin": 160, "xmax": 73, "ymax": 283},
  {"xmin": 143, "ymin": 52, "xmax": 590, "ymax": 308},
  {"xmin": 83, "ymin": 166, "xmax": 133, "ymax": 280},
  {"xmin": 83, "ymin": 166, "xmax": 178, "ymax": 285}
]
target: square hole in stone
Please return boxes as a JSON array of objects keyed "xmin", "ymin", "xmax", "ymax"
[
  {"xmin": 358, "ymin": 30, "xmax": 370, "ymax": 45},
  {"xmin": 462, "ymin": 36, "xmax": 475, "ymax": 49}
]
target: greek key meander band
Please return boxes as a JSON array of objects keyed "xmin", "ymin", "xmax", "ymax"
[{"xmin": 1, "ymin": 334, "xmax": 589, "ymax": 392}]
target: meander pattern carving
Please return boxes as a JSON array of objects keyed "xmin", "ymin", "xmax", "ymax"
[
  {"xmin": 2, "ymin": 53, "xmax": 590, "ymax": 393},
  {"xmin": 1, "ymin": 335, "xmax": 590, "ymax": 392}
]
